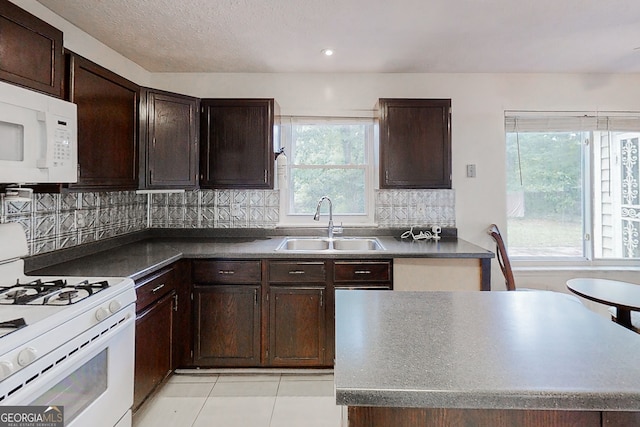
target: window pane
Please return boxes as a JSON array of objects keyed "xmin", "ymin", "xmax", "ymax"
[
  {"xmin": 292, "ymin": 124, "xmax": 366, "ymax": 166},
  {"xmin": 594, "ymin": 132, "xmax": 640, "ymax": 258},
  {"xmin": 291, "ymin": 168, "xmax": 365, "ymax": 214},
  {"xmin": 506, "ymin": 132, "xmax": 584, "ymax": 257}
]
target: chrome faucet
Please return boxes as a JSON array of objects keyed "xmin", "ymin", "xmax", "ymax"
[{"xmin": 313, "ymin": 196, "xmax": 339, "ymax": 239}]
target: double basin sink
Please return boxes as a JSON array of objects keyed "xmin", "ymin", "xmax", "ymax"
[{"xmin": 276, "ymin": 237, "xmax": 385, "ymax": 252}]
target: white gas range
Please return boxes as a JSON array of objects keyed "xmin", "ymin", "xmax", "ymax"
[{"xmin": 0, "ymin": 223, "xmax": 136, "ymax": 427}]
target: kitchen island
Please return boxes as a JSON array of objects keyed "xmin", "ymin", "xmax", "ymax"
[{"xmin": 335, "ymin": 290, "xmax": 640, "ymax": 427}]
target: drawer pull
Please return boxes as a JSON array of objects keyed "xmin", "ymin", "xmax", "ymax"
[
  {"xmin": 218, "ymin": 270, "xmax": 235, "ymax": 275},
  {"xmin": 354, "ymin": 270, "xmax": 372, "ymax": 275},
  {"xmin": 151, "ymin": 284, "xmax": 165, "ymax": 293},
  {"xmin": 288, "ymin": 270, "xmax": 306, "ymax": 275}
]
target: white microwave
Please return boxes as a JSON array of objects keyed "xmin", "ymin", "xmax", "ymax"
[{"xmin": 0, "ymin": 80, "xmax": 78, "ymax": 184}]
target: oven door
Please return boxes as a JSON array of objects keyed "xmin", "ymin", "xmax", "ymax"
[{"xmin": 4, "ymin": 304, "xmax": 135, "ymax": 427}]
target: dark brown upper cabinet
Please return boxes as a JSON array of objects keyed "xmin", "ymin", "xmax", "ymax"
[
  {"xmin": 379, "ymin": 98, "xmax": 452, "ymax": 189},
  {"xmin": 0, "ymin": 0, "xmax": 63, "ymax": 97},
  {"xmin": 66, "ymin": 52, "xmax": 140, "ymax": 191},
  {"xmin": 139, "ymin": 88, "xmax": 198, "ymax": 189},
  {"xmin": 200, "ymin": 99, "xmax": 275, "ymax": 189}
]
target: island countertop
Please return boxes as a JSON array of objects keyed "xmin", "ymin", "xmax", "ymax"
[{"xmin": 334, "ymin": 290, "xmax": 640, "ymax": 412}]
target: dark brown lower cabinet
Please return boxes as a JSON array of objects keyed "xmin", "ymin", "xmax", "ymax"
[
  {"xmin": 172, "ymin": 260, "xmax": 192, "ymax": 369},
  {"xmin": 193, "ymin": 285, "xmax": 261, "ymax": 366},
  {"xmin": 268, "ymin": 287, "xmax": 326, "ymax": 366},
  {"xmin": 133, "ymin": 264, "xmax": 181, "ymax": 411},
  {"xmin": 347, "ymin": 406, "xmax": 640, "ymax": 427},
  {"xmin": 189, "ymin": 258, "xmax": 390, "ymax": 368},
  {"xmin": 134, "ymin": 291, "xmax": 174, "ymax": 411}
]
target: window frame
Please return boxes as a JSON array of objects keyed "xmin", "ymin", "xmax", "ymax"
[
  {"xmin": 505, "ymin": 111, "xmax": 640, "ymax": 263},
  {"xmin": 277, "ymin": 116, "xmax": 378, "ymax": 227}
]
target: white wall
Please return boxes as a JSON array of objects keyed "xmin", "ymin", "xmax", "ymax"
[{"xmin": 13, "ymin": 0, "xmax": 640, "ymax": 293}]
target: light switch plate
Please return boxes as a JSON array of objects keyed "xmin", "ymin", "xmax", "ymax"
[{"xmin": 466, "ymin": 164, "xmax": 476, "ymax": 178}]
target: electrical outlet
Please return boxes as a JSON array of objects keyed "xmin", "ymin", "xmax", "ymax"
[
  {"xmin": 231, "ymin": 203, "xmax": 242, "ymax": 217},
  {"xmin": 466, "ymin": 164, "xmax": 477, "ymax": 178}
]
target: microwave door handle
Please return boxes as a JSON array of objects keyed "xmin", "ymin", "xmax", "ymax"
[{"xmin": 36, "ymin": 111, "xmax": 52, "ymax": 169}]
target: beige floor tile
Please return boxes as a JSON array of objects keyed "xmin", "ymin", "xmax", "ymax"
[
  {"xmin": 159, "ymin": 381, "xmax": 215, "ymax": 398},
  {"xmin": 280, "ymin": 373, "xmax": 334, "ymax": 382},
  {"xmin": 277, "ymin": 380, "xmax": 335, "ymax": 397},
  {"xmin": 192, "ymin": 396, "xmax": 275, "ymax": 427},
  {"xmin": 170, "ymin": 374, "xmax": 219, "ymax": 384},
  {"xmin": 210, "ymin": 380, "xmax": 280, "ymax": 397},
  {"xmin": 216, "ymin": 373, "xmax": 281, "ymax": 382},
  {"xmin": 133, "ymin": 396, "xmax": 206, "ymax": 427},
  {"xmin": 270, "ymin": 396, "xmax": 342, "ymax": 427}
]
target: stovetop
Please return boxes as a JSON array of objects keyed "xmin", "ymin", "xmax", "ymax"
[
  {"xmin": 0, "ymin": 278, "xmax": 110, "ymax": 306},
  {"xmin": 0, "ymin": 273, "xmax": 136, "ymax": 353}
]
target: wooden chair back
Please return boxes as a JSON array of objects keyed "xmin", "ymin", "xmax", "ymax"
[{"xmin": 487, "ymin": 224, "xmax": 516, "ymax": 291}]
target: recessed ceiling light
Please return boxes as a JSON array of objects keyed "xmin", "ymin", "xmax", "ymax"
[{"xmin": 321, "ymin": 48, "xmax": 334, "ymax": 56}]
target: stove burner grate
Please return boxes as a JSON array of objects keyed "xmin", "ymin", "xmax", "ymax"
[
  {"xmin": 57, "ymin": 290, "xmax": 79, "ymax": 301},
  {"xmin": 0, "ymin": 278, "xmax": 110, "ymax": 305}
]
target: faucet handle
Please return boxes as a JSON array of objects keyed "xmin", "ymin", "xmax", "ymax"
[{"xmin": 333, "ymin": 222, "xmax": 344, "ymax": 235}]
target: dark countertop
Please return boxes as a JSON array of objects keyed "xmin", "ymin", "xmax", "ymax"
[
  {"xmin": 334, "ymin": 290, "xmax": 640, "ymax": 411},
  {"xmin": 32, "ymin": 241, "xmax": 184, "ymax": 281},
  {"xmin": 28, "ymin": 230, "xmax": 493, "ymax": 280}
]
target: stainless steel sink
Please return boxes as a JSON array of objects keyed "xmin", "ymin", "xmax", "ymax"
[
  {"xmin": 276, "ymin": 237, "xmax": 384, "ymax": 251},
  {"xmin": 332, "ymin": 238, "xmax": 383, "ymax": 251},
  {"xmin": 278, "ymin": 238, "xmax": 330, "ymax": 251}
]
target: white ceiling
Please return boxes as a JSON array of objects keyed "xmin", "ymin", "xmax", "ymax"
[{"xmin": 36, "ymin": 0, "xmax": 640, "ymax": 73}]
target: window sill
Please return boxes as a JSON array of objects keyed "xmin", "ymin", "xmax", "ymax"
[{"xmin": 512, "ymin": 259, "xmax": 640, "ymax": 272}]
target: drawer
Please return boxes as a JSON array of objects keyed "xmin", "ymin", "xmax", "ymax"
[
  {"xmin": 192, "ymin": 260, "xmax": 261, "ymax": 284},
  {"xmin": 136, "ymin": 267, "xmax": 176, "ymax": 313},
  {"xmin": 334, "ymin": 284, "xmax": 392, "ymax": 290},
  {"xmin": 334, "ymin": 261, "xmax": 392, "ymax": 282},
  {"xmin": 268, "ymin": 261, "xmax": 326, "ymax": 283}
]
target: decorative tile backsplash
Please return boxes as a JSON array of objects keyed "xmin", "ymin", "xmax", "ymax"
[
  {"xmin": 375, "ymin": 189, "xmax": 456, "ymax": 227},
  {"xmin": 149, "ymin": 189, "xmax": 280, "ymax": 229},
  {"xmin": 0, "ymin": 188, "xmax": 454, "ymax": 256},
  {"xmin": 0, "ymin": 191, "xmax": 147, "ymax": 256}
]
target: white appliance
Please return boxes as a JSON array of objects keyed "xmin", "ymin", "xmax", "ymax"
[
  {"xmin": 0, "ymin": 81, "xmax": 77, "ymax": 184},
  {"xmin": 0, "ymin": 223, "xmax": 136, "ymax": 427}
]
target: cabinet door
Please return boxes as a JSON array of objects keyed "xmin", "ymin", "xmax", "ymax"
[
  {"xmin": 141, "ymin": 89, "xmax": 198, "ymax": 189},
  {"xmin": 194, "ymin": 285, "xmax": 261, "ymax": 366},
  {"xmin": 0, "ymin": 0, "xmax": 63, "ymax": 97},
  {"xmin": 134, "ymin": 290, "xmax": 174, "ymax": 410},
  {"xmin": 172, "ymin": 260, "xmax": 192, "ymax": 369},
  {"xmin": 200, "ymin": 99, "xmax": 274, "ymax": 189},
  {"xmin": 268, "ymin": 286, "xmax": 326, "ymax": 367},
  {"xmin": 67, "ymin": 52, "xmax": 139, "ymax": 191},
  {"xmin": 379, "ymin": 98, "xmax": 451, "ymax": 189}
]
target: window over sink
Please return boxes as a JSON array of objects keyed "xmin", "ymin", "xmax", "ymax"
[
  {"xmin": 505, "ymin": 112, "xmax": 640, "ymax": 260},
  {"xmin": 278, "ymin": 117, "xmax": 377, "ymax": 226}
]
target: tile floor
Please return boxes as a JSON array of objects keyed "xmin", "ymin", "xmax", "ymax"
[{"xmin": 133, "ymin": 372, "xmax": 344, "ymax": 427}]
